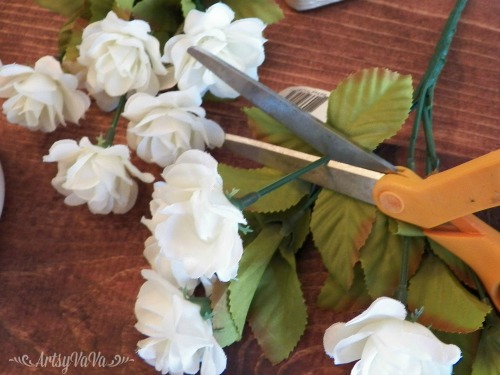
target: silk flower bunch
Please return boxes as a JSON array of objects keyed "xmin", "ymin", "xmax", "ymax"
[
  {"xmin": 0, "ymin": 3, "xmax": 267, "ymax": 215},
  {"xmin": 0, "ymin": 3, "xmax": 265, "ymax": 374},
  {"xmin": 0, "ymin": 2, "xmax": 467, "ymax": 375}
]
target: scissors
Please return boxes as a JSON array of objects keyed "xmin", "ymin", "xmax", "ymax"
[{"xmin": 188, "ymin": 46, "xmax": 500, "ymax": 310}]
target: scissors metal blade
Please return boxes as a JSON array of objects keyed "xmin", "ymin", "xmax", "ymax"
[
  {"xmin": 188, "ymin": 46, "xmax": 396, "ymax": 174},
  {"xmin": 223, "ymin": 134, "xmax": 383, "ymax": 204}
]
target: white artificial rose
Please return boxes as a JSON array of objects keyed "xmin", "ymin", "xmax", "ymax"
[
  {"xmin": 323, "ymin": 297, "xmax": 462, "ymax": 375},
  {"xmin": 0, "ymin": 56, "xmax": 90, "ymax": 132},
  {"xmin": 142, "ymin": 149, "xmax": 246, "ymax": 282},
  {"xmin": 162, "ymin": 3, "xmax": 266, "ymax": 98},
  {"xmin": 78, "ymin": 11, "xmax": 172, "ymax": 110},
  {"xmin": 135, "ymin": 269, "xmax": 227, "ymax": 375},
  {"xmin": 43, "ymin": 137, "xmax": 154, "ymax": 214},
  {"xmin": 123, "ymin": 88, "xmax": 225, "ymax": 167}
]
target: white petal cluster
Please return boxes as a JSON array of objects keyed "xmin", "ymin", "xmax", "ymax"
[
  {"xmin": 136, "ymin": 150, "xmax": 243, "ymax": 374},
  {"xmin": 78, "ymin": 11, "xmax": 171, "ymax": 110},
  {"xmin": 123, "ymin": 88, "xmax": 225, "ymax": 168},
  {"xmin": 162, "ymin": 3, "xmax": 266, "ymax": 98},
  {"xmin": 143, "ymin": 149, "xmax": 246, "ymax": 282},
  {"xmin": 135, "ymin": 269, "xmax": 227, "ymax": 375},
  {"xmin": 43, "ymin": 137, "xmax": 154, "ymax": 214},
  {"xmin": 0, "ymin": 56, "xmax": 90, "ymax": 132},
  {"xmin": 323, "ymin": 297, "xmax": 462, "ymax": 375}
]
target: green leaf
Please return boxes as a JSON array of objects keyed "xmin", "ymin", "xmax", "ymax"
[
  {"xmin": 327, "ymin": 68, "xmax": 413, "ymax": 151},
  {"xmin": 244, "ymin": 107, "xmax": 317, "ymax": 155},
  {"xmin": 35, "ymin": 0, "xmax": 84, "ymax": 17},
  {"xmin": 249, "ymin": 252, "xmax": 307, "ymax": 364},
  {"xmin": 433, "ymin": 330, "xmax": 481, "ymax": 375},
  {"xmin": 219, "ymin": 164, "xmax": 310, "ymax": 213},
  {"xmin": 39, "ymin": 0, "xmax": 88, "ymax": 61},
  {"xmin": 311, "ymin": 189, "xmax": 377, "ymax": 290},
  {"xmin": 57, "ymin": 14, "xmax": 85, "ymax": 62},
  {"xmin": 228, "ymin": 224, "xmax": 283, "ymax": 337},
  {"xmin": 132, "ymin": 0, "xmax": 183, "ymax": 47},
  {"xmin": 408, "ymin": 255, "xmax": 491, "ymax": 333},
  {"xmin": 472, "ymin": 315, "xmax": 500, "ymax": 375},
  {"xmin": 360, "ymin": 212, "xmax": 424, "ymax": 298},
  {"xmin": 317, "ymin": 262, "xmax": 372, "ymax": 312},
  {"xmin": 180, "ymin": 0, "xmax": 196, "ymax": 16},
  {"xmin": 429, "ymin": 239, "xmax": 476, "ymax": 289},
  {"xmin": 211, "ymin": 281, "xmax": 241, "ymax": 347},
  {"xmin": 90, "ymin": 0, "xmax": 114, "ymax": 21},
  {"xmin": 222, "ymin": 0, "xmax": 283, "ymax": 24}
]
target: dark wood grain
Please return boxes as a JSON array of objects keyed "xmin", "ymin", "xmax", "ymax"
[{"xmin": 0, "ymin": 0, "xmax": 498, "ymax": 374}]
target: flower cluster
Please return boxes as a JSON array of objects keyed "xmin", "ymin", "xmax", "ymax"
[
  {"xmin": 0, "ymin": 2, "xmax": 266, "ymax": 215},
  {"xmin": 136, "ymin": 150, "xmax": 247, "ymax": 374},
  {"xmin": 0, "ymin": 3, "xmax": 264, "ymax": 374}
]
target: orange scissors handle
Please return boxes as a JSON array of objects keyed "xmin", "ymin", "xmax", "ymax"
[
  {"xmin": 425, "ymin": 215, "xmax": 500, "ymax": 310},
  {"xmin": 373, "ymin": 149, "xmax": 499, "ymax": 228},
  {"xmin": 372, "ymin": 149, "xmax": 500, "ymax": 309}
]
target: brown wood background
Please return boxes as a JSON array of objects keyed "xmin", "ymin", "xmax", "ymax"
[{"xmin": 0, "ymin": 0, "xmax": 498, "ymax": 374}]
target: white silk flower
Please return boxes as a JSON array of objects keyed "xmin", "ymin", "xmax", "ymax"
[
  {"xmin": 135, "ymin": 269, "xmax": 226, "ymax": 375},
  {"xmin": 43, "ymin": 137, "xmax": 154, "ymax": 214},
  {"xmin": 77, "ymin": 11, "xmax": 172, "ymax": 110},
  {"xmin": 323, "ymin": 297, "xmax": 462, "ymax": 375},
  {"xmin": 142, "ymin": 149, "xmax": 246, "ymax": 282},
  {"xmin": 0, "ymin": 56, "xmax": 90, "ymax": 132},
  {"xmin": 162, "ymin": 3, "xmax": 266, "ymax": 98},
  {"xmin": 123, "ymin": 88, "xmax": 224, "ymax": 167}
]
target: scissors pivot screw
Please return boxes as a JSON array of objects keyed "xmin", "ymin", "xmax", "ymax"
[{"xmin": 378, "ymin": 192, "xmax": 405, "ymax": 214}]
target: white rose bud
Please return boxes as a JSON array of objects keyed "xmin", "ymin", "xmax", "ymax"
[
  {"xmin": 142, "ymin": 149, "xmax": 246, "ymax": 282},
  {"xmin": 0, "ymin": 56, "xmax": 90, "ymax": 132},
  {"xmin": 323, "ymin": 297, "xmax": 462, "ymax": 375},
  {"xmin": 123, "ymin": 88, "xmax": 225, "ymax": 168},
  {"xmin": 135, "ymin": 269, "xmax": 227, "ymax": 375},
  {"xmin": 78, "ymin": 11, "xmax": 170, "ymax": 110},
  {"xmin": 162, "ymin": 3, "xmax": 266, "ymax": 98},
  {"xmin": 43, "ymin": 137, "xmax": 154, "ymax": 214}
]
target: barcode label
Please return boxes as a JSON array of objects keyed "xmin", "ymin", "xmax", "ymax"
[{"xmin": 280, "ymin": 86, "xmax": 329, "ymax": 122}]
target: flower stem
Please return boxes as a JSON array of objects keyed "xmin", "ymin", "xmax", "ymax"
[
  {"xmin": 280, "ymin": 185, "xmax": 322, "ymax": 237},
  {"xmin": 102, "ymin": 94, "xmax": 127, "ymax": 148},
  {"xmin": 408, "ymin": 0, "xmax": 468, "ymax": 173},
  {"xmin": 400, "ymin": 0, "xmax": 468, "ymax": 307},
  {"xmin": 232, "ymin": 156, "xmax": 330, "ymax": 210},
  {"xmin": 395, "ymin": 237, "xmax": 411, "ymax": 305}
]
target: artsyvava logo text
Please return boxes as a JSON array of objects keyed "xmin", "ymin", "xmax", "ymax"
[{"xmin": 9, "ymin": 351, "xmax": 134, "ymax": 373}]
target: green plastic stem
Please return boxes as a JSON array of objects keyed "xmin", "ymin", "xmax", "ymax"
[
  {"xmin": 102, "ymin": 94, "xmax": 127, "ymax": 148},
  {"xmin": 232, "ymin": 156, "xmax": 330, "ymax": 210},
  {"xmin": 408, "ymin": 0, "xmax": 468, "ymax": 173}
]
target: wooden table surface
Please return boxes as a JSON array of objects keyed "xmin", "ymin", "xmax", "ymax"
[{"xmin": 0, "ymin": 1, "xmax": 498, "ymax": 374}]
